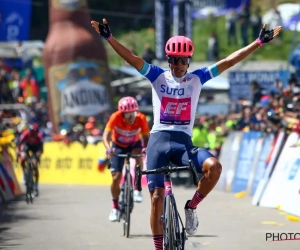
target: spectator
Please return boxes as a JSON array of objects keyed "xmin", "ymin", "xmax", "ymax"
[
  {"xmin": 250, "ymin": 7, "xmax": 262, "ymax": 41},
  {"xmin": 142, "ymin": 43, "xmax": 156, "ymax": 64},
  {"xmin": 207, "ymin": 31, "xmax": 219, "ymax": 61},
  {"xmin": 8, "ymin": 70, "xmax": 22, "ymax": 103},
  {"xmin": 251, "ymin": 80, "xmax": 265, "ymax": 106},
  {"xmin": 20, "ymin": 69, "xmax": 39, "ymax": 104},
  {"xmin": 225, "ymin": 8, "xmax": 238, "ymax": 46},
  {"xmin": 238, "ymin": 3, "xmax": 250, "ymax": 46}
]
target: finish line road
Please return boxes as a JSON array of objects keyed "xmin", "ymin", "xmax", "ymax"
[{"xmin": 0, "ymin": 185, "xmax": 299, "ymax": 250}]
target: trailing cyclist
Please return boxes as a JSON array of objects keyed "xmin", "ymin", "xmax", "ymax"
[
  {"xmin": 102, "ymin": 96, "xmax": 150, "ymax": 222},
  {"xmin": 18, "ymin": 123, "xmax": 43, "ymax": 196},
  {"xmin": 91, "ymin": 18, "xmax": 282, "ymax": 249}
]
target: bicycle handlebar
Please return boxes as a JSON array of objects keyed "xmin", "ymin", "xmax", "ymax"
[
  {"xmin": 116, "ymin": 153, "xmax": 145, "ymax": 159},
  {"xmin": 135, "ymin": 160, "xmax": 199, "ymax": 192}
]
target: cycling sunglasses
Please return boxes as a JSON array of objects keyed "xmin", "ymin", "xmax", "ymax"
[
  {"xmin": 123, "ymin": 111, "xmax": 137, "ymax": 119},
  {"xmin": 167, "ymin": 56, "xmax": 191, "ymax": 65}
]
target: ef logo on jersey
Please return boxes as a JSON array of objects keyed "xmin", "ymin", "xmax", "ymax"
[{"xmin": 160, "ymin": 97, "xmax": 191, "ymax": 125}]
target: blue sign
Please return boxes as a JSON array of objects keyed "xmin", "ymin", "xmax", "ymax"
[
  {"xmin": 250, "ymin": 134, "xmax": 273, "ymax": 196},
  {"xmin": 229, "ymin": 71, "xmax": 283, "ymax": 101},
  {"xmin": 225, "ymin": 0, "xmax": 251, "ymax": 9},
  {"xmin": 0, "ymin": 0, "xmax": 32, "ymax": 41},
  {"xmin": 231, "ymin": 131, "xmax": 262, "ymax": 193}
]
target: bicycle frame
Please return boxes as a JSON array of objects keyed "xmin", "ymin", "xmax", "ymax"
[
  {"xmin": 163, "ymin": 173, "xmax": 183, "ymax": 249},
  {"xmin": 135, "ymin": 160, "xmax": 199, "ymax": 249},
  {"xmin": 116, "ymin": 153, "xmax": 145, "ymax": 238}
]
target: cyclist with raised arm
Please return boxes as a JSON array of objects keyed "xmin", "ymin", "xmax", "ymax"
[
  {"xmin": 92, "ymin": 19, "xmax": 282, "ymax": 249},
  {"xmin": 18, "ymin": 123, "xmax": 44, "ymax": 196},
  {"xmin": 103, "ymin": 96, "xmax": 150, "ymax": 222}
]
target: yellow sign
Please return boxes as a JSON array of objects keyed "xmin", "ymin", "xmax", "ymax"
[{"xmin": 14, "ymin": 142, "xmax": 112, "ymax": 186}]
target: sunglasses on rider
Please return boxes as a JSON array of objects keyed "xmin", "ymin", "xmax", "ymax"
[
  {"xmin": 167, "ymin": 56, "xmax": 191, "ymax": 65},
  {"xmin": 123, "ymin": 111, "xmax": 137, "ymax": 119}
]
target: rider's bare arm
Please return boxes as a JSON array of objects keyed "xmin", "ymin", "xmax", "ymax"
[
  {"xmin": 91, "ymin": 19, "xmax": 144, "ymax": 71},
  {"xmin": 216, "ymin": 24, "xmax": 282, "ymax": 74},
  {"xmin": 108, "ymin": 37, "xmax": 144, "ymax": 71},
  {"xmin": 102, "ymin": 130, "xmax": 112, "ymax": 150},
  {"xmin": 216, "ymin": 41, "xmax": 260, "ymax": 74},
  {"xmin": 142, "ymin": 135, "xmax": 149, "ymax": 148}
]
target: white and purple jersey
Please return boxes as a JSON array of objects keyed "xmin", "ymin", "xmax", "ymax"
[{"xmin": 138, "ymin": 62, "xmax": 220, "ymax": 136}]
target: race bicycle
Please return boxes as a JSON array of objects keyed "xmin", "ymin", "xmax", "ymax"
[
  {"xmin": 135, "ymin": 160, "xmax": 199, "ymax": 250},
  {"xmin": 116, "ymin": 153, "xmax": 145, "ymax": 238}
]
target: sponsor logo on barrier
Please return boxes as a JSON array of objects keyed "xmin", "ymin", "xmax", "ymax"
[
  {"xmin": 266, "ymin": 233, "xmax": 300, "ymax": 242},
  {"xmin": 56, "ymin": 158, "xmax": 73, "ymax": 169},
  {"xmin": 78, "ymin": 158, "xmax": 93, "ymax": 169},
  {"xmin": 40, "ymin": 157, "xmax": 52, "ymax": 169}
]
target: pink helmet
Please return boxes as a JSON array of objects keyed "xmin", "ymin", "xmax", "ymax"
[
  {"xmin": 118, "ymin": 96, "xmax": 138, "ymax": 113},
  {"xmin": 165, "ymin": 36, "xmax": 194, "ymax": 57}
]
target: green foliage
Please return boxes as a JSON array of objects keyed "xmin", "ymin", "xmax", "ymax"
[{"xmin": 106, "ymin": 1, "xmax": 300, "ymax": 65}]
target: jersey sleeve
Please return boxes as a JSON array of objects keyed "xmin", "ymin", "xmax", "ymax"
[
  {"xmin": 104, "ymin": 112, "xmax": 118, "ymax": 132},
  {"xmin": 139, "ymin": 114, "xmax": 150, "ymax": 135},
  {"xmin": 138, "ymin": 61, "xmax": 165, "ymax": 83},
  {"xmin": 191, "ymin": 64, "xmax": 220, "ymax": 85}
]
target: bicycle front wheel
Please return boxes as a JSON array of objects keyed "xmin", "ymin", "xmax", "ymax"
[
  {"xmin": 164, "ymin": 195, "xmax": 180, "ymax": 250},
  {"xmin": 25, "ymin": 163, "xmax": 34, "ymax": 204},
  {"xmin": 124, "ymin": 172, "xmax": 132, "ymax": 238}
]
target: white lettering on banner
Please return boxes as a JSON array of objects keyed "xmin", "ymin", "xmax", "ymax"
[
  {"xmin": 62, "ymin": 80, "xmax": 110, "ymax": 116},
  {"xmin": 5, "ymin": 12, "xmax": 23, "ymax": 41},
  {"xmin": 7, "ymin": 26, "xmax": 19, "ymax": 41},
  {"xmin": 230, "ymin": 72, "xmax": 279, "ymax": 85}
]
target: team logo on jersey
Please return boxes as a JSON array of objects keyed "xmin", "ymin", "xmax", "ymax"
[
  {"xmin": 160, "ymin": 97, "xmax": 191, "ymax": 125},
  {"xmin": 160, "ymin": 84, "xmax": 184, "ymax": 96},
  {"xmin": 183, "ymin": 76, "xmax": 193, "ymax": 82}
]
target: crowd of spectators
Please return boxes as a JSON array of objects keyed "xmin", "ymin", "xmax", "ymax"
[
  {"xmin": 192, "ymin": 74, "xmax": 300, "ymax": 158},
  {"xmin": 0, "ymin": 57, "xmax": 109, "ymax": 147},
  {"xmin": 1, "ymin": 52, "xmax": 300, "ymax": 154}
]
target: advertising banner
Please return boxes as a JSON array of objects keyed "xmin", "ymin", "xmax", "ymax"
[
  {"xmin": 0, "ymin": 163, "xmax": 14, "ymax": 201},
  {"xmin": 259, "ymin": 132, "xmax": 299, "ymax": 208},
  {"xmin": 250, "ymin": 134, "xmax": 274, "ymax": 196},
  {"xmin": 246, "ymin": 136, "xmax": 264, "ymax": 194},
  {"xmin": 231, "ymin": 131, "xmax": 262, "ymax": 193},
  {"xmin": 225, "ymin": 132, "xmax": 242, "ymax": 192},
  {"xmin": 43, "ymin": 0, "xmax": 112, "ymax": 132},
  {"xmin": 155, "ymin": 0, "xmax": 171, "ymax": 61},
  {"xmin": 13, "ymin": 142, "xmax": 148, "ymax": 187},
  {"xmin": 252, "ymin": 131, "xmax": 285, "ymax": 206},
  {"xmin": 281, "ymin": 146, "xmax": 300, "ymax": 217},
  {"xmin": 0, "ymin": 0, "xmax": 32, "ymax": 41},
  {"xmin": 215, "ymin": 132, "xmax": 238, "ymax": 191},
  {"xmin": 229, "ymin": 71, "xmax": 281, "ymax": 101}
]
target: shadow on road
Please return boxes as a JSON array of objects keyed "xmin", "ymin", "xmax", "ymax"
[
  {"xmin": 0, "ymin": 195, "xmax": 38, "ymax": 249},
  {"xmin": 189, "ymin": 234, "xmax": 218, "ymax": 238},
  {"xmin": 130, "ymin": 234, "xmax": 218, "ymax": 239}
]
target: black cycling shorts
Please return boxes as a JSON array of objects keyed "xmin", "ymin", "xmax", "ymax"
[{"xmin": 109, "ymin": 140, "xmax": 142, "ymax": 173}]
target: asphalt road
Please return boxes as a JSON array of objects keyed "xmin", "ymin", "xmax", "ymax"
[{"xmin": 0, "ymin": 184, "xmax": 299, "ymax": 250}]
